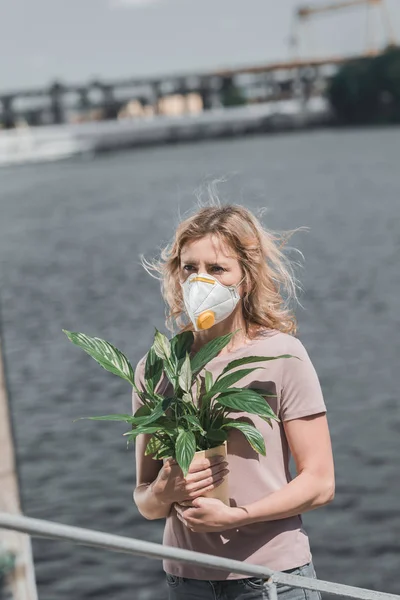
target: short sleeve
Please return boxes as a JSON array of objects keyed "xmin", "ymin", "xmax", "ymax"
[
  {"xmin": 279, "ymin": 337, "xmax": 326, "ymax": 421},
  {"xmin": 131, "ymin": 354, "xmax": 147, "ymax": 415}
]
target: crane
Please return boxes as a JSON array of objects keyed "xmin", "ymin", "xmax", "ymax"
[
  {"xmin": 297, "ymin": 0, "xmax": 382, "ymax": 18},
  {"xmin": 290, "ymin": 0, "xmax": 396, "ymax": 58}
]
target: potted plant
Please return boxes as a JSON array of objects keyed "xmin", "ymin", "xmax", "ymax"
[{"xmin": 62, "ymin": 328, "xmax": 294, "ymax": 505}]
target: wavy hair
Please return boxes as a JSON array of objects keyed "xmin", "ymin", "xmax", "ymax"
[{"xmin": 140, "ymin": 195, "xmax": 304, "ymax": 337}]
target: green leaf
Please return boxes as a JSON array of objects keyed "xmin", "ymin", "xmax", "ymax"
[
  {"xmin": 206, "ymin": 429, "xmax": 228, "ymax": 443},
  {"xmin": 220, "ymin": 354, "xmax": 297, "ymax": 376},
  {"xmin": 204, "ymin": 370, "xmax": 213, "ymax": 393},
  {"xmin": 145, "ymin": 346, "xmax": 163, "ymax": 393},
  {"xmin": 180, "ymin": 392, "xmax": 197, "ymax": 415},
  {"xmin": 161, "ymin": 397, "xmax": 175, "ymax": 411},
  {"xmin": 153, "ymin": 417, "xmax": 176, "ymax": 431},
  {"xmin": 73, "ymin": 413, "xmax": 135, "ymax": 423},
  {"xmin": 216, "ymin": 390, "xmax": 279, "ymax": 421},
  {"xmin": 248, "ymin": 387, "xmax": 277, "ymax": 398},
  {"xmin": 170, "ymin": 332, "xmax": 194, "ymax": 362},
  {"xmin": 222, "ymin": 421, "xmax": 266, "ymax": 455},
  {"xmin": 126, "ymin": 418, "xmax": 175, "ymax": 439},
  {"xmin": 123, "ymin": 426, "xmax": 161, "ymax": 438},
  {"xmin": 134, "ymin": 405, "xmax": 152, "ymax": 418},
  {"xmin": 133, "ymin": 402, "xmax": 166, "ymax": 427},
  {"xmin": 163, "ymin": 362, "xmax": 177, "ymax": 389},
  {"xmin": 260, "ymin": 416, "xmax": 274, "ymax": 428},
  {"xmin": 62, "ymin": 330, "xmax": 135, "ymax": 385},
  {"xmin": 190, "ymin": 332, "xmax": 234, "ymax": 376},
  {"xmin": 145, "ymin": 436, "xmax": 162, "ymax": 456},
  {"xmin": 155, "ymin": 446, "xmax": 175, "ymax": 460},
  {"xmin": 207, "ymin": 367, "xmax": 263, "ymax": 397},
  {"xmin": 153, "ymin": 329, "xmax": 171, "ymax": 361},
  {"xmin": 175, "ymin": 429, "xmax": 196, "ymax": 477},
  {"xmin": 178, "ymin": 353, "xmax": 192, "ymax": 392},
  {"xmin": 218, "ymin": 387, "xmax": 277, "ymax": 401},
  {"xmin": 183, "ymin": 414, "xmax": 206, "ymax": 434}
]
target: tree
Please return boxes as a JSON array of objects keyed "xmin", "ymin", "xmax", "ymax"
[{"xmin": 327, "ymin": 47, "xmax": 400, "ymax": 124}]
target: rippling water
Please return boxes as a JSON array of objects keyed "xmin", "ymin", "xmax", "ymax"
[{"xmin": 0, "ymin": 128, "xmax": 399, "ymax": 600}]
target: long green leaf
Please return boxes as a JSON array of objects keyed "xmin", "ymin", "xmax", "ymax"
[
  {"xmin": 183, "ymin": 414, "xmax": 206, "ymax": 434},
  {"xmin": 123, "ymin": 426, "xmax": 161, "ymax": 439},
  {"xmin": 170, "ymin": 332, "xmax": 194, "ymax": 362},
  {"xmin": 145, "ymin": 346, "xmax": 163, "ymax": 393},
  {"xmin": 63, "ymin": 330, "xmax": 135, "ymax": 385},
  {"xmin": 178, "ymin": 353, "xmax": 192, "ymax": 392},
  {"xmin": 163, "ymin": 361, "xmax": 177, "ymax": 390},
  {"xmin": 218, "ymin": 387, "xmax": 277, "ymax": 400},
  {"xmin": 133, "ymin": 402, "xmax": 166, "ymax": 427},
  {"xmin": 134, "ymin": 405, "xmax": 152, "ymax": 418},
  {"xmin": 98, "ymin": 403, "xmax": 165, "ymax": 429},
  {"xmin": 73, "ymin": 401, "xmax": 168, "ymax": 427},
  {"xmin": 216, "ymin": 390, "xmax": 279, "ymax": 421},
  {"xmin": 73, "ymin": 413, "xmax": 136, "ymax": 423},
  {"xmin": 220, "ymin": 354, "xmax": 296, "ymax": 377},
  {"xmin": 175, "ymin": 429, "xmax": 196, "ymax": 477},
  {"xmin": 125, "ymin": 418, "xmax": 176, "ymax": 439},
  {"xmin": 153, "ymin": 329, "xmax": 171, "ymax": 361},
  {"xmin": 206, "ymin": 367, "xmax": 263, "ymax": 398},
  {"xmin": 152, "ymin": 417, "xmax": 177, "ymax": 430},
  {"xmin": 206, "ymin": 429, "xmax": 228, "ymax": 443},
  {"xmin": 190, "ymin": 332, "xmax": 234, "ymax": 376},
  {"xmin": 222, "ymin": 421, "xmax": 266, "ymax": 455},
  {"xmin": 204, "ymin": 370, "xmax": 213, "ymax": 393}
]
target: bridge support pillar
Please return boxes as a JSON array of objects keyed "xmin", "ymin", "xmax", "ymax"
[
  {"xmin": 0, "ymin": 96, "xmax": 16, "ymax": 129},
  {"xmin": 49, "ymin": 82, "xmax": 65, "ymax": 124}
]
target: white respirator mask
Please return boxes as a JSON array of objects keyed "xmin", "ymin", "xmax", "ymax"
[{"xmin": 179, "ymin": 273, "xmax": 245, "ymax": 331}]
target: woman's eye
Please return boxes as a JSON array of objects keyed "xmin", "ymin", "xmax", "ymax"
[{"xmin": 183, "ymin": 265, "xmax": 225, "ymax": 273}]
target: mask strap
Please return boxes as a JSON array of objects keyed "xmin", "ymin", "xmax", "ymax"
[{"xmin": 236, "ymin": 274, "xmax": 246, "ymax": 289}]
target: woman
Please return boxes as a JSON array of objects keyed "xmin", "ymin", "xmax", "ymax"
[{"xmin": 132, "ymin": 203, "xmax": 335, "ymax": 600}]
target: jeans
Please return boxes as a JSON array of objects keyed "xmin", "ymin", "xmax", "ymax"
[{"xmin": 166, "ymin": 561, "xmax": 322, "ymax": 600}]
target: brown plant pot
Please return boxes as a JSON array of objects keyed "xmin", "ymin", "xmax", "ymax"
[{"xmin": 190, "ymin": 441, "xmax": 230, "ymax": 506}]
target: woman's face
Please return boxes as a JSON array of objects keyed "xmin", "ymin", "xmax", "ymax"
[{"xmin": 180, "ymin": 234, "xmax": 245, "ymax": 291}]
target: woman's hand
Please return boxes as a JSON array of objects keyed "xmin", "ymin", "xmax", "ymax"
[
  {"xmin": 151, "ymin": 455, "xmax": 229, "ymax": 507},
  {"xmin": 174, "ymin": 497, "xmax": 245, "ymax": 532}
]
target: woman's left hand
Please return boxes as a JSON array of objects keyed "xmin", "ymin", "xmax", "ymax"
[{"xmin": 174, "ymin": 497, "xmax": 245, "ymax": 532}]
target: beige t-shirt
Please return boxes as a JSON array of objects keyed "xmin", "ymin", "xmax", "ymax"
[{"xmin": 132, "ymin": 328, "xmax": 327, "ymax": 579}]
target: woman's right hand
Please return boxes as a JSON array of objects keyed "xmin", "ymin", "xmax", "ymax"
[{"xmin": 151, "ymin": 455, "xmax": 229, "ymax": 506}]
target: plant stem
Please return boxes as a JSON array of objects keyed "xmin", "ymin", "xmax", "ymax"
[{"xmin": 209, "ymin": 403, "xmax": 226, "ymax": 429}]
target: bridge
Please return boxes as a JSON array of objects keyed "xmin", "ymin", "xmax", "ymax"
[
  {"xmin": 0, "ymin": 53, "xmax": 384, "ymax": 129},
  {"xmin": 0, "ymin": 0, "xmax": 396, "ymax": 129}
]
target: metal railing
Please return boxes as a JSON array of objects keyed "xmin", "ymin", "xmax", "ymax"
[{"xmin": 0, "ymin": 512, "xmax": 399, "ymax": 600}]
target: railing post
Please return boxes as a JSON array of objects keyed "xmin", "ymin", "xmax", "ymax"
[{"xmin": 266, "ymin": 580, "xmax": 278, "ymax": 600}]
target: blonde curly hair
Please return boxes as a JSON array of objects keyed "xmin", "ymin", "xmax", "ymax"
[{"xmin": 140, "ymin": 196, "xmax": 303, "ymax": 337}]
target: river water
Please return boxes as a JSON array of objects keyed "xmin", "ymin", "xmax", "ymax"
[{"xmin": 0, "ymin": 128, "xmax": 399, "ymax": 600}]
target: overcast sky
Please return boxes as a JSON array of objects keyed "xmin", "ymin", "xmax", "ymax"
[{"xmin": 2, "ymin": 0, "xmax": 400, "ymax": 91}]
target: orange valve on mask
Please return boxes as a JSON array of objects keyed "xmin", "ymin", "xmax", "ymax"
[{"xmin": 196, "ymin": 311, "xmax": 215, "ymax": 330}]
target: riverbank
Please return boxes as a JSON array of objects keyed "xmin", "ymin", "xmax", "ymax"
[{"xmin": 0, "ymin": 97, "xmax": 331, "ymax": 166}]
